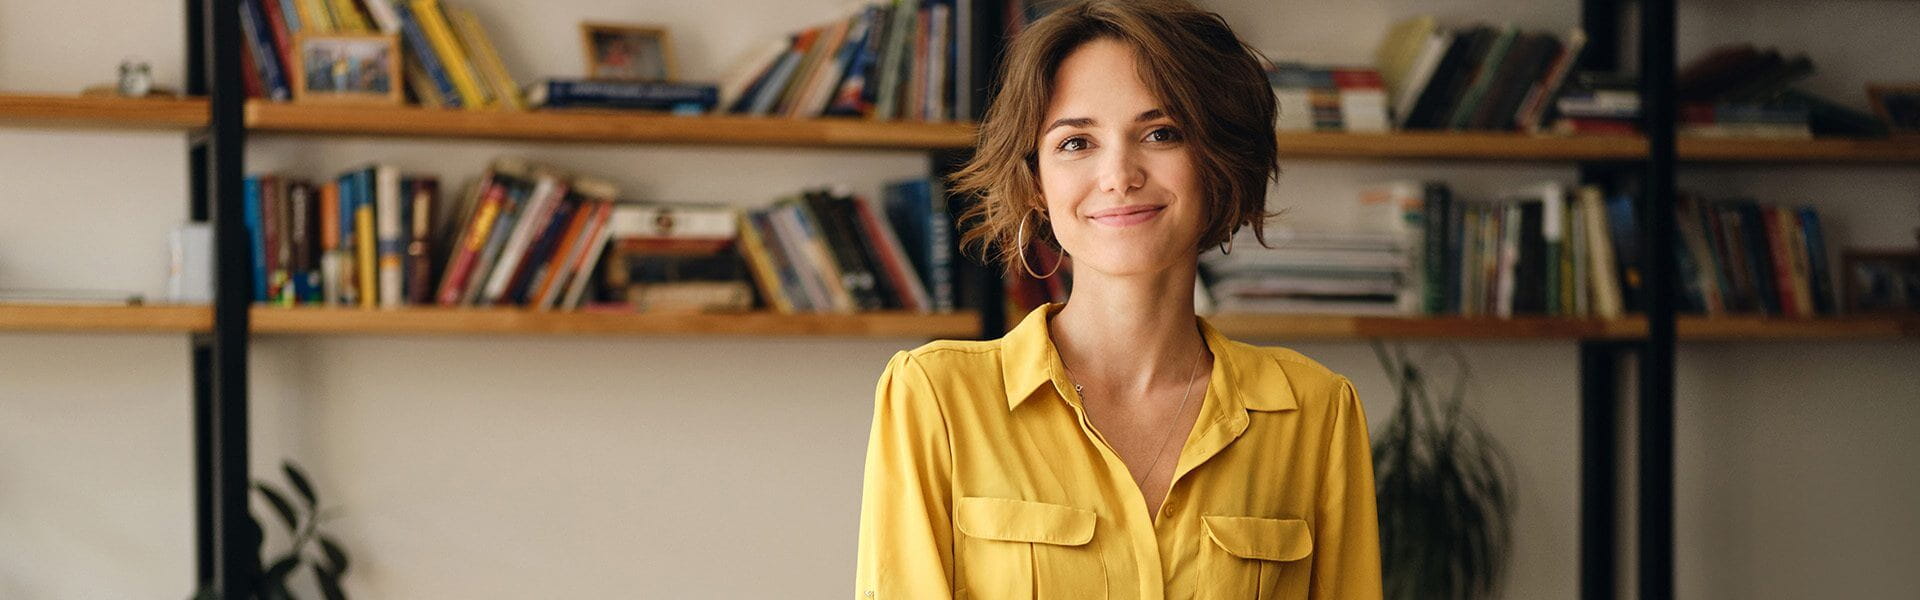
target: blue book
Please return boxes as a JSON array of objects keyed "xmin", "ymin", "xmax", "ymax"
[
  {"xmin": 390, "ymin": 0, "xmax": 464, "ymax": 108},
  {"xmin": 525, "ymin": 79, "xmax": 720, "ymax": 111},
  {"xmin": 1797, "ymin": 207, "xmax": 1835, "ymax": 315},
  {"xmin": 506, "ymin": 199, "xmax": 577, "ymax": 305},
  {"xmin": 244, "ymin": 177, "xmax": 268, "ymax": 302},
  {"xmin": 1604, "ymin": 194, "xmax": 1641, "ymax": 313},
  {"xmin": 240, "ymin": 0, "xmax": 289, "ymax": 100},
  {"xmin": 883, "ymin": 178, "xmax": 952, "ymax": 312}
]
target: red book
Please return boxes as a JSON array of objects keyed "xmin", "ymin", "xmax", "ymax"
[
  {"xmin": 436, "ymin": 180, "xmax": 507, "ymax": 306},
  {"xmin": 1760, "ymin": 207, "xmax": 1800, "ymax": 316},
  {"xmin": 1330, "ymin": 68, "xmax": 1386, "ymax": 89},
  {"xmin": 847, "ymin": 195, "xmax": 926, "ymax": 312},
  {"xmin": 256, "ymin": 0, "xmax": 296, "ymax": 88}
]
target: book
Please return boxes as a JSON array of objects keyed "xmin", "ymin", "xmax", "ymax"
[
  {"xmin": 525, "ymin": 79, "xmax": 719, "ymax": 112},
  {"xmin": 410, "ymin": 0, "xmax": 491, "ymax": 108},
  {"xmin": 446, "ymin": 5, "xmax": 525, "ymax": 111}
]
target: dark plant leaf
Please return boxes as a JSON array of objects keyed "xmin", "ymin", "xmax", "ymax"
[
  {"xmin": 254, "ymin": 483, "xmax": 300, "ymax": 532},
  {"xmin": 262, "ymin": 552, "xmax": 300, "ymax": 592},
  {"xmin": 283, "ymin": 461, "xmax": 318, "ymax": 509},
  {"xmin": 319, "ymin": 535, "xmax": 351, "ymax": 576},
  {"xmin": 314, "ymin": 563, "xmax": 348, "ymax": 600}
]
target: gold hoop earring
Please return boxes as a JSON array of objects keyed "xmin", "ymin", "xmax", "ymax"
[
  {"xmin": 1015, "ymin": 210, "xmax": 1063, "ymax": 279},
  {"xmin": 1219, "ymin": 237, "xmax": 1234, "ymax": 255}
]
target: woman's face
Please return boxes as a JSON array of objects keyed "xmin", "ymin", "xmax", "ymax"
[{"xmin": 1035, "ymin": 38, "xmax": 1207, "ymax": 279}]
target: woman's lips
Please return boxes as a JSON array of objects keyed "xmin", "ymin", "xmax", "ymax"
[{"xmin": 1089, "ymin": 206, "xmax": 1164, "ymax": 227}]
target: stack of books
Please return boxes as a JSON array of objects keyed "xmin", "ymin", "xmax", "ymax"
[
  {"xmin": 1268, "ymin": 63, "xmax": 1391, "ymax": 132},
  {"xmin": 716, "ymin": 0, "xmax": 976, "ymax": 122},
  {"xmin": 240, "ymin": 0, "xmax": 525, "ymax": 110},
  {"xmin": 1551, "ymin": 72, "xmax": 1641, "ymax": 135},
  {"xmin": 601, "ymin": 204, "xmax": 754, "ymax": 312},
  {"xmin": 1373, "ymin": 17, "xmax": 1588, "ymax": 133},
  {"xmin": 1202, "ymin": 230, "xmax": 1410, "ymax": 316}
]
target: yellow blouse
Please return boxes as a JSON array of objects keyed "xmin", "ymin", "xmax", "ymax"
[{"xmin": 856, "ymin": 302, "xmax": 1383, "ymax": 599}]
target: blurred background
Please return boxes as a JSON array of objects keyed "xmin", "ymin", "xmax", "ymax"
[{"xmin": 0, "ymin": 0, "xmax": 1916, "ymax": 598}]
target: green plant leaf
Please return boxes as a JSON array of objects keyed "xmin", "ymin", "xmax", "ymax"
[
  {"xmin": 319, "ymin": 535, "xmax": 350, "ymax": 576},
  {"xmin": 283, "ymin": 461, "xmax": 318, "ymax": 509},
  {"xmin": 262, "ymin": 552, "xmax": 300, "ymax": 595},
  {"xmin": 314, "ymin": 563, "xmax": 348, "ymax": 600},
  {"xmin": 254, "ymin": 483, "xmax": 300, "ymax": 532}
]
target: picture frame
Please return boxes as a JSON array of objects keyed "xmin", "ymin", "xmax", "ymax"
[
  {"xmin": 290, "ymin": 33, "xmax": 403, "ymax": 105},
  {"xmin": 1865, "ymin": 83, "xmax": 1920, "ymax": 136},
  {"xmin": 580, "ymin": 22, "xmax": 676, "ymax": 82},
  {"xmin": 1840, "ymin": 249, "xmax": 1920, "ymax": 314}
]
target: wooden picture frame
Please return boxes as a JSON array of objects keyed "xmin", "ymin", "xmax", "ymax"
[
  {"xmin": 580, "ymin": 22, "xmax": 676, "ymax": 82},
  {"xmin": 1841, "ymin": 249, "xmax": 1920, "ymax": 315},
  {"xmin": 1866, "ymin": 83, "xmax": 1920, "ymax": 136},
  {"xmin": 290, "ymin": 33, "xmax": 403, "ymax": 105}
]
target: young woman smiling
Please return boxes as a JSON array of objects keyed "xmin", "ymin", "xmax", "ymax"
[{"xmin": 855, "ymin": 1, "xmax": 1382, "ymax": 598}]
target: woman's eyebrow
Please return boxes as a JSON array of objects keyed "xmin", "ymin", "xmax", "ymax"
[{"xmin": 1043, "ymin": 109, "xmax": 1168, "ymax": 134}]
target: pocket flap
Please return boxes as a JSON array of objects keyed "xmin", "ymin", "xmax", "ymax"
[
  {"xmin": 1201, "ymin": 515, "xmax": 1313, "ymax": 561},
  {"xmin": 956, "ymin": 497, "xmax": 1096, "ymax": 546}
]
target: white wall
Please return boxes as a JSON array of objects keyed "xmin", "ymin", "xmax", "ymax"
[{"xmin": 2, "ymin": 0, "xmax": 1916, "ymax": 598}]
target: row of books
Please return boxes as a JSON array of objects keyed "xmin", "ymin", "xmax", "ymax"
[
  {"xmin": 1361, "ymin": 180, "xmax": 1839, "ymax": 319},
  {"xmin": 242, "ymin": 160, "xmax": 965, "ymax": 314},
  {"xmin": 1202, "ymin": 230, "xmax": 1410, "ymax": 315},
  {"xmin": 242, "ymin": 159, "xmax": 621, "ymax": 310},
  {"xmin": 239, "ymin": 0, "xmax": 525, "ymax": 110},
  {"xmin": 715, "ymin": 0, "xmax": 976, "ymax": 122},
  {"xmin": 1374, "ymin": 17, "xmax": 1588, "ymax": 133}
]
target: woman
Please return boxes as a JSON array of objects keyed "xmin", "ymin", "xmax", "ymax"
[{"xmin": 855, "ymin": 1, "xmax": 1381, "ymax": 598}]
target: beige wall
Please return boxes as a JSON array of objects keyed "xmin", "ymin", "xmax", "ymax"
[{"xmin": 2, "ymin": 0, "xmax": 1916, "ymax": 597}]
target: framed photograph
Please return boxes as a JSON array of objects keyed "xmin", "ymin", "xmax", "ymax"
[
  {"xmin": 1841, "ymin": 249, "xmax": 1920, "ymax": 314},
  {"xmin": 291, "ymin": 33, "xmax": 403, "ymax": 104},
  {"xmin": 1866, "ymin": 83, "xmax": 1920, "ymax": 136},
  {"xmin": 581, "ymin": 23, "xmax": 675, "ymax": 81}
]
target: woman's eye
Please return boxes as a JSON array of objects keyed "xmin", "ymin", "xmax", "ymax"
[
  {"xmin": 1056, "ymin": 136, "xmax": 1089, "ymax": 152},
  {"xmin": 1146, "ymin": 127, "xmax": 1183, "ymax": 143}
]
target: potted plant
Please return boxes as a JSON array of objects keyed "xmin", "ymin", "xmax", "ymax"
[
  {"xmin": 191, "ymin": 460, "xmax": 351, "ymax": 600},
  {"xmin": 1371, "ymin": 343, "xmax": 1513, "ymax": 600}
]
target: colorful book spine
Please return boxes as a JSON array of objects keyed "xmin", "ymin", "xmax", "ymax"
[
  {"xmin": 354, "ymin": 171, "xmax": 379, "ymax": 308},
  {"xmin": 375, "ymin": 166, "xmax": 405, "ymax": 308},
  {"xmin": 446, "ymin": 5, "xmax": 524, "ymax": 111},
  {"xmin": 411, "ymin": 0, "xmax": 492, "ymax": 109},
  {"xmin": 391, "ymin": 0, "xmax": 464, "ymax": 108}
]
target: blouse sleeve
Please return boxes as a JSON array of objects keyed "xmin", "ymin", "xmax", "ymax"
[
  {"xmin": 1310, "ymin": 377, "xmax": 1385, "ymax": 599},
  {"xmin": 854, "ymin": 351, "xmax": 956, "ymax": 599}
]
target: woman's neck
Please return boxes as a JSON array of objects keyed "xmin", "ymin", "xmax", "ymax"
[{"xmin": 1048, "ymin": 261, "xmax": 1208, "ymax": 405}]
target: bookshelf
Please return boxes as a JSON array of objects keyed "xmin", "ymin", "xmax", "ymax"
[{"xmin": 0, "ymin": 0, "xmax": 1898, "ymax": 596}]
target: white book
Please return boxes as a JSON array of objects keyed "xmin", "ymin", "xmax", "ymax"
[
  {"xmin": 375, "ymin": 165, "xmax": 406, "ymax": 308},
  {"xmin": 1394, "ymin": 32, "xmax": 1451, "ymax": 129},
  {"xmin": 561, "ymin": 205, "xmax": 618, "ymax": 311},
  {"xmin": 479, "ymin": 170, "xmax": 566, "ymax": 306}
]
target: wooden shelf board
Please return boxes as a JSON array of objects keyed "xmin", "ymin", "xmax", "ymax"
[
  {"xmin": 1207, "ymin": 313, "xmax": 1920, "ymax": 341},
  {"xmin": 0, "ymin": 93, "xmax": 207, "ymax": 130},
  {"xmin": 1275, "ymin": 130, "xmax": 1647, "ymax": 161},
  {"xmin": 245, "ymin": 101, "xmax": 976, "ymax": 149},
  {"xmin": 1677, "ymin": 136, "xmax": 1920, "ymax": 163},
  {"xmin": 249, "ymin": 307, "xmax": 979, "ymax": 337},
  {"xmin": 1206, "ymin": 313, "xmax": 1616, "ymax": 339},
  {"xmin": 0, "ymin": 304, "xmax": 211, "ymax": 333}
]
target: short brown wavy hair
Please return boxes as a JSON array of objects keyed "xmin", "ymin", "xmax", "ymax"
[{"xmin": 950, "ymin": 0, "xmax": 1280, "ymax": 276}]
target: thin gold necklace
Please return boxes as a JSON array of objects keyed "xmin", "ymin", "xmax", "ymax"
[{"xmin": 1066, "ymin": 345, "xmax": 1205, "ymax": 498}]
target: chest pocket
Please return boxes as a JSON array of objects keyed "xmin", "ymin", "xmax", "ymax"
[
  {"xmin": 955, "ymin": 496, "xmax": 1107, "ymax": 600},
  {"xmin": 1197, "ymin": 516, "xmax": 1313, "ymax": 600}
]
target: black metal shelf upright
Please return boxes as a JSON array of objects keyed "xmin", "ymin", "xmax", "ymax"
[
  {"xmin": 190, "ymin": 0, "xmax": 251, "ymax": 596},
  {"xmin": 1577, "ymin": 0, "xmax": 1680, "ymax": 598}
]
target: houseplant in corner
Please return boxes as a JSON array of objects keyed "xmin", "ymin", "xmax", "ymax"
[
  {"xmin": 1370, "ymin": 343, "xmax": 1513, "ymax": 600},
  {"xmin": 191, "ymin": 460, "xmax": 351, "ymax": 600}
]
